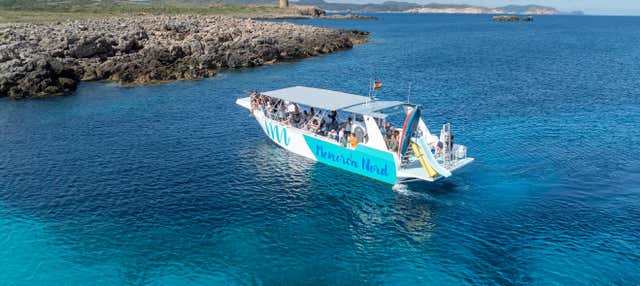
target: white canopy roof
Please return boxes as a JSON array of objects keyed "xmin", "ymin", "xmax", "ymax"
[
  {"xmin": 262, "ymin": 86, "xmax": 370, "ymax": 111},
  {"xmin": 343, "ymin": 100, "xmax": 406, "ymax": 118}
]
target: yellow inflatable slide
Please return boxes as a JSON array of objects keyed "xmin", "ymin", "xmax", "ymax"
[{"xmin": 410, "ymin": 142, "xmax": 438, "ymax": 177}]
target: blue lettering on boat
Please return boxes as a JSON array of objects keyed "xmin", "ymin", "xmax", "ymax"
[
  {"xmin": 315, "ymin": 145, "xmax": 359, "ymax": 169},
  {"xmin": 305, "ymin": 135, "xmax": 396, "ymax": 184}
]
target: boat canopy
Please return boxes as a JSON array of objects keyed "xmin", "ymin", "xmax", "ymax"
[
  {"xmin": 343, "ymin": 100, "xmax": 405, "ymax": 119},
  {"xmin": 262, "ymin": 86, "xmax": 370, "ymax": 111},
  {"xmin": 261, "ymin": 86, "xmax": 406, "ymax": 118}
]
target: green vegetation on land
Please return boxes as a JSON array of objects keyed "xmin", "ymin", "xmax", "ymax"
[{"xmin": 0, "ymin": 0, "xmax": 285, "ymax": 23}]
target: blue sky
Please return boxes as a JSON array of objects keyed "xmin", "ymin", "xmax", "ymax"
[{"xmin": 327, "ymin": 0, "xmax": 640, "ymax": 15}]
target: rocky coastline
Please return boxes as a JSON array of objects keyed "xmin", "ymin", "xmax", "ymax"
[{"xmin": 0, "ymin": 15, "xmax": 369, "ymax": 99}]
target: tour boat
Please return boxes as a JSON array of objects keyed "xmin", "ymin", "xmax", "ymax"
[{"xmin": 236, "ymin": 86, "xmax": 473, "ymax": 184}]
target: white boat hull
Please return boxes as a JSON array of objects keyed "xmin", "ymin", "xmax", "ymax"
[{"xmin": 253, "ymin": 110, "xmax": 399, "ymax": 184}]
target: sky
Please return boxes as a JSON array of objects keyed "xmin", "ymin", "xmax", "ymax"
[{"xmin": 326, "ymin": 0, "xmax": 640, "ymax": 15}]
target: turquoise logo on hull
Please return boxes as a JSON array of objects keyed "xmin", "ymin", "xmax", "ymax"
[
  {"xmin": 303, "ymin": 135, "xmax": 397, "ymax": 184},
  {"xmin": 264, "ymin": 121, "xmax": 291, "ymax": 146}
]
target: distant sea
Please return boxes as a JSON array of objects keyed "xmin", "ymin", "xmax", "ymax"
[{"xmin": 1, "ymin": 14, "xmax": 639, "ymax": 285}]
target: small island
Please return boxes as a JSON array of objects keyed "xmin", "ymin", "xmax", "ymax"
[{"xmin": 491, "ymin": 15, "xmax": 534, "ymax": 22}]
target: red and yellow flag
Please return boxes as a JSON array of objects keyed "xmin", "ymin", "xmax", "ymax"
[{"xmin": 373, "ymin": 81, "xmax": 383, "ymax": 90}]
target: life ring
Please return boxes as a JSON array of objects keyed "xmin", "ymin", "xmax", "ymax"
[{"xmin": 352, "ymin": 122, "xmax": 366, "ymax": 144}]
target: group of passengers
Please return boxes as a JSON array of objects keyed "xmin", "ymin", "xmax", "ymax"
[
  {"xmin": 250, "ymin": 92, "xmax": 361, "ymax": 149},
  {"xmin": 382, "ymin": 122, "xmax": 401, "ymax": 153}
]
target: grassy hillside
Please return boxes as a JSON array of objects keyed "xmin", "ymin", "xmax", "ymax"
[{"xmin": 0, "ymin": 0, "xmax": 286, "ymax": 23}]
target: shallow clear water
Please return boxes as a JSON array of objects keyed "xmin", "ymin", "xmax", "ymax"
[{"xmin": 1, "ymin": 14, "xmax": 640, "ymax": 285}]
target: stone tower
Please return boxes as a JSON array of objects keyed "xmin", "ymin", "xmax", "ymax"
[{"xmin": 279, "ymin": 0, "xmax": 289, "ymax": 8}]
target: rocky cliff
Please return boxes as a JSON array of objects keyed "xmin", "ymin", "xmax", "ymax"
[{"xmin": 0, "ymin": 15, "xmax": 369, "ymax": 99}]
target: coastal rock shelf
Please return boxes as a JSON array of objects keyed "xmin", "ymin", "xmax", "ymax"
[{"xmin": 0, "ymin": 15, "xmax": 369, "ymax": 99}]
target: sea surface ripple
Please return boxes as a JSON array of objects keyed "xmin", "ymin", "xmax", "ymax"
[{"xmin": 1, "ymin": 14, "xmax": 639, "ymax": 285}]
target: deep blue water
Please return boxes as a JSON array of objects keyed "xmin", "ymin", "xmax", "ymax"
[{"xmin": 1, "ymin": 14, "xmax": 640, "ymax": 285}]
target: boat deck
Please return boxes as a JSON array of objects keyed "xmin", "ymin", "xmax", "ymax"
[
  {"xmin": 398, "ymin": 157, "xmax": 474, "ymax": 183},
  {"xmin": 397, "ymin": 167, "xmax": 437, "ymax": 182}
]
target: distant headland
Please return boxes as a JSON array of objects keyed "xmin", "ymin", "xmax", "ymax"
[{"xmin": 293, "ymin": 0, "xmax": 584, "ymax": 15}]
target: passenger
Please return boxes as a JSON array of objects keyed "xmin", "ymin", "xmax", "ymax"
[
  {"xmin": 270, "ymin": 98, "xmax": 278, "ymax": 115},
  {"xmin": 265, "ymin": 101, "xmax": 273, "ymax": 118},
  {"xmin": 306, "ymin": 109, "xmax": 314, "ymax": 122},
  {"xmin": 315, "ymin": 119, "xmax": 327, "ymax": 136},
  {"xmin": 389, "ymin": 130, "xmax": 400, "ymax": 152},
  {"xmin": 384, "ymin": 122, "xmax": 394, "ymax": 139},
  {"xmin": 338, "ymin": 127, "xmax": 346, "ymax": 147},
  {"xmin": 268, "ymin": 100, "xmax": 274, "ymax": 117},
  {"xmin": 308, "ymin": 118, "xmax": 321, "ymax": 132},
  {"xmin": 277, "ymin": 103, "xmax": 287, "ymax": 122},
  {"xmin": 323, "ymin": 113, "xmax": 332, "ymax": 126},
  {"xmin": 330, "ymin": 112, "xmax": 340, "ymax": 130},
  {"xmin": 327, "ymin": 129, "xmax": 337, "ymax": 141},
  {"xmin": 302, "ymin": 110, "xmax": 309, "ymax": 123},
  {"xmin": 287, "ymin": 101, "xmax": 296, "ymax": 115},
  {"xmin": 314, "ymin": 120, "xmax": 323, "ymax": 135},
  {"xmin": 260, "ymin": 94, "xmax": 267, "ymax": 111},
  {"xmin": 309, "ymin": 107, "xmax": 315, "ymax": 118},
  {"xmin": 348, "ymin": 133, "xmax": 358, "ymax": 149},
  {"xmin": 344, "ymin": 117, "xmax": 353, "ymax": 137},
  {"xmin": 288, "ymin": 112, "xmax": 299, "ymax": 126},
  {"xmin": 328, "ymin": 110, "xmax": 337, "ymax": 123},
  {"xmin": 249, "ymin": 92, "xmax": 258, "ymax": 115},
  {"xmin": 434, "ymin": 141, "xmax": 444, "ymax": 157}
]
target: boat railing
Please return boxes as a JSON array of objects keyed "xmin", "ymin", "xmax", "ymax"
[
  {"xmin": 257, "ymin": 106, "xmax": 347, "ymax": 146},
  {"xmin": 255, "ymin": 100, "xmax": 381, "ymax": 151},
  {"xmin": 436, "ymin": 123, "xmax": 468, "ymax": 169},
  {"xmin": 400, "ymin": 124, "xmax": 468, "ymax": 170}
]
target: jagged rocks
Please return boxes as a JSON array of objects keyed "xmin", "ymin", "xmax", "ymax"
[
  {"xmin": 0, "ymin": 15, "xmax": 369, "ymax": 99},
  {"xmin": 0, "ymin": 56, "xmax": 79, "ymax": 99}
]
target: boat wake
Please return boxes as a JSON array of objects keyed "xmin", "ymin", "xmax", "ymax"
[
  {"xmin": 393, "ymin": 183, "xmax": 423, "ymax": 197},
  {"xmin": 392, "ymin": 183, "xmax": 441, "ymax": 201},
  {"xmin": 392, "ymin": 183, "xmax": 409, "ymax": 193}
]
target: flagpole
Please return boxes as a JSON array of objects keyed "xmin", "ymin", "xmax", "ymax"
[
  {"xmin": 368, "ymin": 78, "xmax": 373, "ymax": 103},
  {"xmin": 373, "ymin": 80, "xmax": 377, "ymax": 101}
]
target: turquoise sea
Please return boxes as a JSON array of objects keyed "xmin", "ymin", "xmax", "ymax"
[{"xmin": 1, "ymin": 14, "xmax": 639, "ymax": 285}]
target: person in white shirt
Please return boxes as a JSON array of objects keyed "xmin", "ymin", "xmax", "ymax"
[
  {"xmin": 277, "ymin": 103, "xmax": 287, "ymax": 122},
  {"xmin": 338, "ymin": 127, "xmax": 346, "ymax": 146}
]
